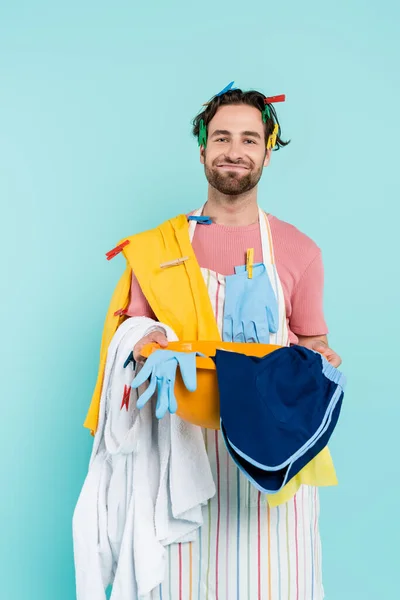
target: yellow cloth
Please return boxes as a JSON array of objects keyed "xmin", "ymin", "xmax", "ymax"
[{"xmin": 84, "ymin": 214, "xmax": 337, "ymax": 506}]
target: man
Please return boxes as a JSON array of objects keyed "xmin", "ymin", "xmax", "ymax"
[
  {"xmin": 82, "ymin": 86, "xmax": 342, "ymax": 599},
  {"xmin": 130, "ymin": 89, "xmax": 341, "ymax": 371}
]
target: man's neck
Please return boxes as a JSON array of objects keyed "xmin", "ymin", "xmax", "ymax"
[{"xmin": 203, "ymin": 188, "xmax": 259, "ymax": 226}]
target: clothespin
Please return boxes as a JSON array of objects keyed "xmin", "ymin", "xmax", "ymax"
[
  {"xmin": 203, "ymin": 81, "xmax": 237, "ymax": 105},
  {"xmin": 262, "ymin": 94, "xmax": 286, "ymax": 123},
  {"xmin": 246, "ymin": 248, "xmax": 254, "ymax": 279},
  {"xmin": 267, "ymin": 123, "xmax": 279, "ymax": 151},
  {"xmin": 264, "ymin": 94, "xmax": 286, "ymax": 104},
  {"xmin": 114, "ymin": 308, "xmax": 128, "ymax": 317},
  {"xmin": 198, "ymin": 119, "xmax": 207, "ymax": 148},
  {"xmin": 106, "ymin": 240, "xmax": 130, "ymax": 260},
  {"xmin": 123, "ymin": 351, "xmax": 135, "ymax": 369},
  {"xmin": 188, "ymin": 216, "xmax": 212, "ymax": 225},
  {"xmin": 216, "ymin": 81, "xmax": 237, "ymax": 96},
  {"xmin": 120, "ymin": 384, "xmax": 131, "ymax": 411},
  {"xmin": 160, "ymin": 256, "xmax": 189, "ymax": 269}
]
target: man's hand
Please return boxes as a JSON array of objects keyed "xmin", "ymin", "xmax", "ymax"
[
  {"xmin": 296, "ymin": 335, "xmax": 342, "ymax": 368},
  {"xmin": 133, "ymin": 328, "xmax": 169, "ymax": 363}
]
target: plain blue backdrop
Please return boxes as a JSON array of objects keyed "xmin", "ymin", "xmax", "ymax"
[{"xmin": 1, "ymin": 1, "xmax": 399, "ymax": 598}]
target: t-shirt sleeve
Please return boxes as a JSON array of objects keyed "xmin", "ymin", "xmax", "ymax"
[
  {"xmin": 125, "ymin": 269, "xmax": 157, "ymax": 319},
  {"xmin": 289, "ymin": 249, "xmax": 329, "ymax": 336}
]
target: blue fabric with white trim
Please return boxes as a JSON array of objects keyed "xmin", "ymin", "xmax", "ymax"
[{"xmin": 214, "ymin": 345, "xmax": 346, "ymax": 494}]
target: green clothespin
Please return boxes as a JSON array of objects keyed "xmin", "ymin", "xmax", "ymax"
[
  {"xmin": 198, "ymin": 119, "xmax": 207, "ymax": 148},
  {"xmin": 262, "ymin": 104, "xmax": 271, "ymax": 123}
]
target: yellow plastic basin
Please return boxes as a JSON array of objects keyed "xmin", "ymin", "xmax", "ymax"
[{"xmin": 141, "ymin": 341, "xmax": 281, "ymax": 429}]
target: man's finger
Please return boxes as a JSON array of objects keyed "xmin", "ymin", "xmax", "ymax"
[
  {"xmin": 134, "ymin": 333, "xmax": 168, "ymax": 361},
  {"xmin": 152, "ymin": 332, "xmax": 168, "ymax": 347}
]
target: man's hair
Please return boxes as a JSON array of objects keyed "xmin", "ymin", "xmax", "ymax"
[{"xmin": 192, "ymin": 88, "xmax": 290, "ymax": 150}]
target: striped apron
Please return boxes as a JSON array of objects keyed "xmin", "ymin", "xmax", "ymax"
[{"xmin": 149, "ymin": 208, "xmax": 324, "ymax": 600}]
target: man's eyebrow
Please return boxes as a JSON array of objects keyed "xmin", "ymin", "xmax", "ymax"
[
  {"xmin": 242, "ymin": 130, "xmax": 262, "ymax": 139},
  {"xmin": 210, "ymin": 129, "xmax": 231, "ymax": 137},
  {"xmin": 210, "ymin": 129, "xmax": 262, "ymax": 139}
]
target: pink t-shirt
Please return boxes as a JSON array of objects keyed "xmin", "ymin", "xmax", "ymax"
[{"xmin": 125, "ymin": 214, "xmax": 328, "ymax": 344}]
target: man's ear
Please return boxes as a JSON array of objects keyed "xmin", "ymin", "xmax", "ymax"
[
  {"xmin": 263, "ymin": 148, "xmax": 272, "ymax": 167},
  {"xmin": 200, "ymin": 146, "xmax": 205, "ymax": 165}
]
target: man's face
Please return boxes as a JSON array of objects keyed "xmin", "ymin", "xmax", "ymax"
[{"xmin": 200, "ymin": 104, "xmax": 271, "ymax": 196}]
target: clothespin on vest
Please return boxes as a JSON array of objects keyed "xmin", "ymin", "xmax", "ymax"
[
  {"xmin": 120, "ymin": 384, "xmax": 131, "ymax": 411},
  {"xmin": 106, "ymin": 240, "xmax": 130, "ymax": 260},
  {"xmin": 160, "ymin": 256, "xmax": 189, "ymax": 269},
  {"xmin": 246, "ymin": 248, "xmax": 254, "ymax": 279}
]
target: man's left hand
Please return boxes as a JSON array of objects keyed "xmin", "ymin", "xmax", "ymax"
[
  {"xmin": 297, "ymin": 336, "xmax": 342, "ymax": 368},
  {"xmin": 311, "ymin": 340, "xmax": 342, "ymax": 368}
]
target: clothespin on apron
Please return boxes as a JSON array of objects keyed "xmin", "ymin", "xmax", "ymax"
[
  {"xmin": 246, "ymin": 248, "xmax": 254, "ymax": 279},
  {"xmin": 160, "ymin": 256, "xmax": 189, "ymax": 269}
]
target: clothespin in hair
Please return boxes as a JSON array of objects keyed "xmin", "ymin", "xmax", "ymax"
[
  {"xmin": 216, "ymin": 81, "xmax": 237, "ymax": 96},
  {"xmin": 203, "ymin": 81, "xmax": 237, "ymax": 106},
  {"xmin": 265, "ymin": 94, "xmax": 286, "ymax": 104},
  {"xmin": 198, "ymin": 119, "xmax": 207, "ymax": 148},
  {"xmin": 246, "ymin": 248, "xmax": 254, "ymax": 279},
  {"xmin": 267, "ymin": 123, "xmax": 279, "ymax": 151},
  {"xmin": 262, "ymin": 94, "xmax": 286, "ymax": 123},
  {"xmin": 106, "ymin": 240, "xmax": 130, "ymax": 260}
]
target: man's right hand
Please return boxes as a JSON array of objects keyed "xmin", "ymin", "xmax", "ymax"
[{"xmin": 133, "ymin": 328, "xmax": 169, "ymax": 363}]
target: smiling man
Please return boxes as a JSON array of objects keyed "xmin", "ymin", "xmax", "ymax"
[{"xmin": 83, "ymin": 86, "xmax": 342, "ymax": 599}]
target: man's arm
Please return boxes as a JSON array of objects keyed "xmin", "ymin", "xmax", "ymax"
[
  {"xmin": 289, "ymin": 249, "xmax": 342, "ymax": 368},
  {"xmin": 296, "ymin": 334, "xmax": 342, "ymax": 368}
]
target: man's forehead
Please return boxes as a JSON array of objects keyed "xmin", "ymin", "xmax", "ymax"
[{"xmin": 209, "ymin": 105, "xmax": 264, "ymax": 134}]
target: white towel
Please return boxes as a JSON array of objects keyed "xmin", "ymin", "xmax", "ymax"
[{"xmin": 73, "ymin": 317, "xmax": 215, "ymax": 600}]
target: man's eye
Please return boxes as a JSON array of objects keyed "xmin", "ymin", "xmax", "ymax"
[
  {"xmin": 216, "ymin": 138, "xmax": 228, "ymax": 142},
  {"xmin": 244, "ymin": 139, "xmax": 256, "ymax": 144}
]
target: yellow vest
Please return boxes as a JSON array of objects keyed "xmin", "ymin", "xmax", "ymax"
[{"xmin": 85, "ymin": 214, "xmax": 338, "ymax": 506}]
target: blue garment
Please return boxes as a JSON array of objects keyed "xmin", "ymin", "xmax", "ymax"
[
  {"xmin": 214, "ymin": 345, "xmax": 346, "ymax": 494},
  {"xmin": 131, "ymin": 350, "xmax": 202, "ymax": 419},
  {"xmin": 223, "ymin": 263, "xmax": 279, "ymax": 344}
]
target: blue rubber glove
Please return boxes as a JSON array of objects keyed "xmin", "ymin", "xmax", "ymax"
[
  {"xmin": 131, "ymin": 350, "xmax": 203, "ymax": 419},
  {"xmin": 223, "ymin": 263, "xmax": 279, "ymax": 344}
]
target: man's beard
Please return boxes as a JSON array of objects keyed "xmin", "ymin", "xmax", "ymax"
[{"xmin": 204, "ymin": 159, "xmax": 263, "ymax": 196}]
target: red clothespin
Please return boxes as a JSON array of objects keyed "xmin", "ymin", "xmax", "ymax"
[
  {"xmin": 106, "ymin": 240, "xmax": 130, "ymax": 260},
  {"xmin": 120, "ymin": 384, "xmax": 131, "ymax": 411},
  {"xmin": 264, "ymin": 95, "xmax": 286, "ymax": 104},
  {"xmin": 114, "ymin": 308, "xmax": 128, "ymax": 317}
]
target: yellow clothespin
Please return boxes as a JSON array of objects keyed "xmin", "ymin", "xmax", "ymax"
[
  {"xmin": 160, "ymin": 256, "xmax": 189, "ymax": 269},
  {"xmin": 267, "ymin": 123, "xmax": 279, "ymax": 150},
  {"xmin": 246, "ymin": 248, "xmax": 254, "ymax": 279}
]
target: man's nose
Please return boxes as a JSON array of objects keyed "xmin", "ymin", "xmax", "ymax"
[{"xmin": 225, "ymin": 139, "xmax": 244, "ymax": 161}]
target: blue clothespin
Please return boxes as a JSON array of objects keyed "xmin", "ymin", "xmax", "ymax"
[
  {"xmin": 188, "ymin": 216, "xmax": 213, "ymax": 225},
  {"xmin": 216, "ymin": 81, "xmax": 237, "ymax": 96},
  {"xmin": 123, "ymin": 351, "xmax": 136, "ymax": 369}
]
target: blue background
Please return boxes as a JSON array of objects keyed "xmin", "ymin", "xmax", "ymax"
[{"xmin": 1, "ymin": 1, "xmax": 399, "ymax": 598}]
